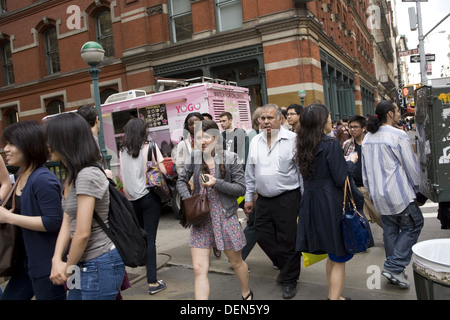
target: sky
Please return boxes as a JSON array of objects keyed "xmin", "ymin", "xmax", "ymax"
[{"xmin": 394, "ymin": 0, "xmax": 450, "ymax": 84}]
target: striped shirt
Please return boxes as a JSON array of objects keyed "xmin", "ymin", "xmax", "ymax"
[
  {"xmin": 361, "ymin": 125, "xmax": 419, "ymax": 215},
  {"xmin": 62, "ymin": 166, "xmax": 112, "ymax": 262}
]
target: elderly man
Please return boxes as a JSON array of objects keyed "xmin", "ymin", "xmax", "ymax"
[{"xmin": 244, "ymin": 104, "xmax": 302, "ymax": 299}]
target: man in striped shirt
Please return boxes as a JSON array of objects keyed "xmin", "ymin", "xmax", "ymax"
[{"xmin": 362, "ymin": 100, "xmax": 424, "ymax": 289}]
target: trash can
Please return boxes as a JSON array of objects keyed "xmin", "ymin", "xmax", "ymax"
[{"xmin": 412, "ymin": 239, "xmax": 450, "ymax": 300}]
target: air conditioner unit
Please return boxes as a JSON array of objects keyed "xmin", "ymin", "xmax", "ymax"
[{"xmin": 104, "ymin": 90, "xmax": 147, "ymax": 104}]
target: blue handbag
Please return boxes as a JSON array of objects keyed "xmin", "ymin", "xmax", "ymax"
[{"xmin": 341, "ymin": 177, "xmax": 371, "ymax": 254}]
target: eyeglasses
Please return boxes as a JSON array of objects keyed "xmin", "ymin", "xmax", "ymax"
[
  {"xmin": 349, "ymin": 125, "xmax": 361, "ymax": 130},
  {"xmin": 286, "ymin": 113, "xmax": 298, "ymax": 117}
]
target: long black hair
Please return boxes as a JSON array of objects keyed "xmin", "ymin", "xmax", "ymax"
[
  {"xmin": 1, "ymin": 120, "xmax": 49, "ymax": 171},
  {"xmin": 120, "ymin": 118, "xmax": 148, "ymax": 158},
  {"xmin": 45, "ymin": 112, "xmax": 101, "ymax": 186},
  {"xmin": 366, "ymin": 100, "xmax": 396, "ymax": 134},
  {"xmin": 295, "ymin": 103, "xmax": 330, "ymax": 178}
]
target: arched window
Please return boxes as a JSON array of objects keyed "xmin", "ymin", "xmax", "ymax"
[
  {"xmin": 95, "ymin": 9, "xmax": 114, "ymax": 59},
  {"xmin": 43, "ymin": 26, "xmax": 60, "ymax": 74},
  {"xmin": 46, "ymin": 99, "xmax": 65, "ymax": 115},
  {"xmin": 100, "ymin": 88, "xmax": 118, "ymax": 104},
  {"xmin": 6, "ymin": 109, "xmax": 18, "ymax": 125}
]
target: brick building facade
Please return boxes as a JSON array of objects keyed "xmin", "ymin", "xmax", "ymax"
[{"xmin": 0, "ymin": 0, "xmax": 397, "ymax": 132}]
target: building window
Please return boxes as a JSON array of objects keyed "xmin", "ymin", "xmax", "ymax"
[
  {"xmin": 1, "ymin": 42, "xmax": 14, "ymax": 85},
  {"xmin": 101, "ymin": 88, "xmax": 118, "ymax": 104},
  {"xmin": 95, "ymin": 10, "xmax": 115, "ymax": 59},
  {"xmin": 7, "ymin": 110, "xmax": 18, "ymax": 125},
  {"xmin": 43, "ymin": 27, "xmax": 60, "ymax": 74},
  {"xmin": 0, "ymin": 0, "xmax": 6, "ymax": 14},
  {"xmin": 168, "ymin": 0, "xmax": 193, "ymax": 43},
  {"xmin": 46, "ymin": 99, "xmax": 65, "ymax": 115},
  {"xmin": 215, "ymin": 0, "xmax": 243, "ymax": 32}
]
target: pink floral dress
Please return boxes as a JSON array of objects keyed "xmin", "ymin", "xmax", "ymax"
[{"xmin": 189, "ymin": 168, "xmax": 246, "ymax": 252}]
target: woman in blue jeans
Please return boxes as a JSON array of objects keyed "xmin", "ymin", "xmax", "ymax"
[
  {"xmin": 46, "ymin": 113, "xmax": 125, "ymax": 300},
  {"xmin": 119, "ymin": 118, "xmax": 167, "ymax": 295}
]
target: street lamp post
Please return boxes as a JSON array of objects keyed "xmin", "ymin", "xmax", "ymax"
[
  {"xmin": 80, "ymin": 41, "xmax": 111, "ymax": 169},
  {"xmin": 297, "ymin": 89, "xmax": 306, "ymax": 107}
]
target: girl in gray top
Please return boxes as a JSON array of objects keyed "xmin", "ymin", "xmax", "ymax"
[{"xmin": 46, "ymin": 113, "xmax": 125, "ymax": 300}]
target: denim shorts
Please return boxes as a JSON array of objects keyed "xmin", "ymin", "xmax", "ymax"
[{"xmin": 68, "ymin": 247, "xmax": 125, "ymax": 300}]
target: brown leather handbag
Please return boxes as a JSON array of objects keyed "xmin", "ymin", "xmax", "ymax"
[
  {"xmin": 181, "ymin": 191, "xmax": 210, "ymax": 227},
  {"xmin": 0, "ymin": 175, "xmax": 21, "ymax": 277}
]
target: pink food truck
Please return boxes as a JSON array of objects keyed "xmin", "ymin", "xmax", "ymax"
[{"xmin": 101, "ymin": 78, "xmax": 252, "ymax": 176}]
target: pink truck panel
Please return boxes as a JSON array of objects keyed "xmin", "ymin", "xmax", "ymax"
[{"xmin": 101, "ymin": 82, "xmax": 251, "ymax": 174}]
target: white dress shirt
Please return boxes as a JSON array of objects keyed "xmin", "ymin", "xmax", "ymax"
[{"xmin": 245, "ymin": 126, "xmax": 302, "ymax": 201}]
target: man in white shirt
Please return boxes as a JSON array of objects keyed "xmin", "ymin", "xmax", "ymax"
[
  {"xmin": 244, "ymin": 104, "xmax": 302, "ymax": 299},
  {"xmin": 220, "ymin": 111, "xmax": 248, "ymax": 166}
]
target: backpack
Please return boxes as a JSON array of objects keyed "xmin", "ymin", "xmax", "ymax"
[{"xmin": 92, "ymin": 166, "xmax": 148, "ymax": 267}]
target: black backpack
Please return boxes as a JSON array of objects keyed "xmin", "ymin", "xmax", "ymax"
[{"xmin": 92, "ymin": 166, "xmax": 148, "ymax": 267}]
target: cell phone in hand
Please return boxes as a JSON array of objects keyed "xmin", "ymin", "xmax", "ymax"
[{"xmin": 201, "ymin": 174, "xmax": 208, "ymax": 183}]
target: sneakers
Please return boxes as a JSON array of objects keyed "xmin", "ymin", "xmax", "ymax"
[
  {"xmin": 381, "ymin": 269, "xmax": 410, "ymax": 289},
  {"xmin": 148, "ymin": 280, "xmax": 167, "ymax": 295}
]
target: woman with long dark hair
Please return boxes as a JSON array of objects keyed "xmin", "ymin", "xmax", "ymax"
[
  {"xmin": 176, "ymin": 120, "xmax": 251, "ymax": 300},
  {"xmin": 295, "ymin": 104, "xmax": 353, "ymax": 300},
  {"xmin": 47, "ymin": 113, "xmax": 125, "ymax": 300},
  {"xmin": 0, "ymin": 121, "xmax": 66, "ymax": 300},
  {"xmin": 119, "ymin": 118, "xmax": 167, "ymax": 295}
]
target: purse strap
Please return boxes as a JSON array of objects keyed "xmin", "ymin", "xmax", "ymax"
[
  {"xmin": 342, "ymin": 177, "xmax": 364, "ymax": 219},
  {"xmin": 1, "ymin": 174, "xmax": 22, "ymax": 212},
  {"xmin": 147, "ymin": 141, "xmax": 157, "ymax": 165}
]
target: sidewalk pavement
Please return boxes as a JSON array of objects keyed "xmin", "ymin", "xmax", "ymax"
[{"xmin": 121, "ymin": 205, "xmax": 449, "ymax": 300}]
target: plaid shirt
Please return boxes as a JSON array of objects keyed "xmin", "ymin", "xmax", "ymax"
[{"xmin": 342, "ymin": 138, "xmax": 356, "ymax": 157}]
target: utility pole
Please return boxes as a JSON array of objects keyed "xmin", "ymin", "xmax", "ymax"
[
  {"xmin": 404, "ymin": 1, "xmax": 449, "ymax": 86},
  {"xmin": 415, "ymin": 1, "xmax": 427, "ymax": 85}
]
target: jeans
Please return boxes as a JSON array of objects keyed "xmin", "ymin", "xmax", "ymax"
[
  {"xmin": 1, "ymin": 262, "xmax": 66, "ymax": 300},
  {"xmin": 131, "ymin": 191, "xmax": 162, "ymax": 284},
  {"xmin": 68, "ymin": 248, "xmax": 125, "ymax": 300},
  {"xmin": 382, "ymin": 202, "xmax": 424, "ymax": 274}
]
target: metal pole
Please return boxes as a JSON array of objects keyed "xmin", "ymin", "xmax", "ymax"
[
  {"xmin": 89, "ymin": 65, "xmax": 111, "ymax": 169},
  {"xmin": 416, "ymin": 1, "xmax": 427, "ymax": 85}
]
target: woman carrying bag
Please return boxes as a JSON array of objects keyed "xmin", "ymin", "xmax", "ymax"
[
  {"xmin": 0, "ymin": 121, "xmax": 66, "ymax": 300},
  {"xmin": 176, "ymin": 120, "xmax": 252, "ymax": 300},
  {"xmin": 47, "ymin": 113, "xmax": 125, "ymax": 300},
  {"xmin": 294, "ymin": 104, "xmax": 354, "ymax": 300},
  {"xmin": 119, "ymin": 118, "xmax": 167, "ymax": 295}
]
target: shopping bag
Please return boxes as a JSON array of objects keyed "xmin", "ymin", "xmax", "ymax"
[{"xmin": 302, "ymin": 252, "xmax": 328, "ymax": 267}]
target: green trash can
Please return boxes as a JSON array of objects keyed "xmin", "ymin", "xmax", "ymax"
[{"xmin": 412, "ymin": 239, "xmax": 450, "ymax": 300}]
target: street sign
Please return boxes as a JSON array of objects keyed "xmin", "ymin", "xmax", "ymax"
[
  {"xmin": 399, "ymin": 49, "xmax": 419, "ymax": 57},
  {"xmin": 410, "ymin": 54, "xmax": 436, "ymax": 63}
]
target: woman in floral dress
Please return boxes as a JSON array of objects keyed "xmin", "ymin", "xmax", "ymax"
[{"xmin": 176, "ymin": 120, "xmax": 252, "ymax": 300}]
